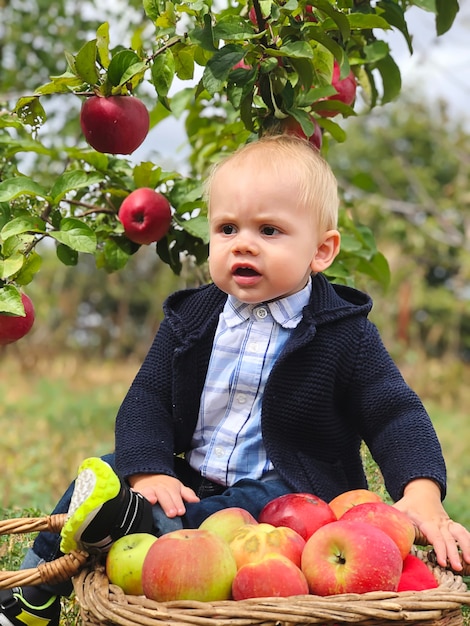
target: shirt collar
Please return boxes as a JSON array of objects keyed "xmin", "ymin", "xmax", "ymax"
[{"xmin": 223, "ymin": 278, "xmax": 312, "ymax": 329}]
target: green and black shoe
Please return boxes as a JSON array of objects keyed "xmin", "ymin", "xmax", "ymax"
[
  {"xmin": 60, "ymin": 457, "xmax": 154, "ymax": 554},
  {"xmin": 0, "ymin": 587, "xmax": 60, "ymax": 626}
]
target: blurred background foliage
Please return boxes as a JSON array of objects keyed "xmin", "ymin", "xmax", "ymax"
[{"xmin": 0, "ymin": 0, "xmax": 469, "ymax": 528}]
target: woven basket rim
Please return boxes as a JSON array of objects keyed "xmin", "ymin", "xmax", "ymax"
[{"xmin": 72, "ymin": 547, "xmax": 470, "ymax": 626}]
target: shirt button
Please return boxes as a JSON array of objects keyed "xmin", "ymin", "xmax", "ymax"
[
  {"xmin": 215, "ymin": 446, "xmax": 225, "ymax": 457},
  {"xmin": 248, "ymin": 342, "xmax": 259, "ymax": 352},
  {"xmin": 237, "ymin": 393, "xmax": 247, "ymax": 404},
  {"xmin": 255, "ymin": 307, "xmax": 268, "ymax": 319}
]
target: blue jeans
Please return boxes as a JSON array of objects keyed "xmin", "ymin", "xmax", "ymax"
[{"xmin": 24, "ymin": 453, "xmax": 291, "ymax": 596}]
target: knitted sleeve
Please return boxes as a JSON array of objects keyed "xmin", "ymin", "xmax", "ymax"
[
  {"xmin": 114, "ymin": 316, "xmax": 179, "ymax": 480},
  {"xmin": 348, "ymin": 320, "xmax": 447, "ymax": 501}
]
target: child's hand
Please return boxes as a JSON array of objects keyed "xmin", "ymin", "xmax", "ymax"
[
  {"xmin": 128, "ymin": 473, "xmax": 200, "ymax": 518},
  {"xmin": 393, "ymin": 478, "xmax": 470, "ymax": 571}
]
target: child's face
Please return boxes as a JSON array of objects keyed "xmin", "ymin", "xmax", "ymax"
[{"xmin": 208, "ymin": 158, "xmax": 338, "ymax": 304}]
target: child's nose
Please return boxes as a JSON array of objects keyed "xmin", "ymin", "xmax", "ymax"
[{"xmin": 231, "ymin": 231, "xmax": 259, "ymax": 255}]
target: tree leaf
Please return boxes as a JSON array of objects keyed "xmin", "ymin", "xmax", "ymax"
[
  {"xmin": 191, "ymin": 13, "xmax": 218, "ymax": 51},
  {"xmin": 49, "ymin": 218, "xmax": 97, "ymax": 253},
  {"xmin": 278, "ymin": 40, "xmax": 314, "ymax": 59},
  {"xmin": 1, "ymin": 216, "xmax": 46, "ymax": 240},
  {"xmin": 107, "ymin": 49, "xmax": 143, "ymax": 87},
  {"xmin": 14, "ymin": 97, "xmax": 47, "ymax": 129},
  {"xmin": 213, "ymin": 16, "xmax": 257, "ymax": 42},
  {"xmin": 50, "ymin": 171, "xmax": 105, "ymax": 204},
  {"xmin": 0, "ymin": 253, "xmax": 24, "ymax": 280},
  {"xmin": 151, "ymin": 50, "xmax": 176, "ymax": 98},
  {"xmin": 345, "ymin": 13, "xmax": 391, "ymax": 31},
  {"xmin": 95, "ymin": 237, "xmax": 133, "ymax": 272},
  {"xmin": 203, "ymin": 44, "xmax": 244, "ymax": 95},
  {"xmin": 14, "ymin": 251, "xmax": 42, "ymax": 285},
  {"xmin": 0, "ymin": 177, "xmax": 50, "ymax": 203},
  {"xmin": 56, "ymin": 244, "xmax": 79, "ymax": 266},
  {"xmin": 435, "ymin": 0, "xmax": 459, "ymax": 35},
  {"xmin": 75, "ymin": 39, "xmax": 100, "ymax": 85},
  {"xmin": 306, "ymin": 0, "xmax": 350, "ymax": 41},
  {"xmin": 172, "ymin": 44, "xmax": 195, "ymax": 81},
  {"xmin": 0, "ymin": 284, "xmax": 24, "ymax": 315},
  {"xmin": 375, "ymin": 54, "xmax": 402, "ymax": 104},
  {"xmin": 356, "ymin": 252, "xmax": 391, "ymax": 289},
  {"xmin": 174, "ymin": 214, "xmax": 209, "ymax": 243},
  {"xmin": 377, "ymin": 0, "xmax": 412, "ymax": 54},
  {"xmin": 34, "ymin": 73, "xmax": 86, "ymax": 95},
  {"xmin": 96, "ymin": 22, "xmax": 111, "ymax": 69}
]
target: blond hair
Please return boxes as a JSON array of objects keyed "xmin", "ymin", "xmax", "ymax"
[{"xmin": 204, "ymin": 134, "xmax": 339, "ymax": 233}]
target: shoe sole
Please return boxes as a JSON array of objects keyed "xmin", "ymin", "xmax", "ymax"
[{"xmin": 60, "ymin": 457, "xmax": 121, "ymax": 554}]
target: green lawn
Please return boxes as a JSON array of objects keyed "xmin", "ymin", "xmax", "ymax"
[{"xmin": 0, "ymin": 353, "xmax": 468, "ymax": 625}]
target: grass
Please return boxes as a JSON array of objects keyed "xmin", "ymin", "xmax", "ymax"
[{"xmin": 0, "ymin": 352, "xmax": 468, "ymax": 625}]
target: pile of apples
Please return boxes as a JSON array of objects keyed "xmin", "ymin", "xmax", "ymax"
[{"xmin": 105, "ymin": 489, "xmax": 439, "ymax": 602}]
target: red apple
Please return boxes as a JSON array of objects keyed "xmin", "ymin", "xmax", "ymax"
[
  {"xmin": 118, "ymin": 187, "xmax": 172, "ymax": 245},
  {"xmin": 199, "ymin": 507, "xmax": 258, "ymax": 543},
  {"xmin": 248, "ymin": 6, "xmax": 258, "ymax": 25},
  {"xmin": 281, "ymin": 117, "xmax": 322, "ymax": 151},
  {"xmin": 329, "ymin": 489, "xmax": 383, "ymax": 519},
  {"xmin": 232, "ymin": 59, "xmax": 253, "ymax": 71},
  {"xmin": 301, "ymin": 520, "xmax": 403, "ymax": 595},
  {"xmin": 80, "ymin": 95, "xmax": 149, "ymax": 154},
  {"xmin": 305, "ymin": 5, "xmax": 317, "ymax": 21},
  {"xmin": 0, "ymin": 292, "xmax": 35, "ymax": 345},
  {"xmin": 316, "ymin": 61, "xmax": 356, "ymax": 118},
  {"xmin": 229, "ymin": 522, "xmax": 305, "ymax": 569},
  {"xmin": 105, "ymin": 532, "xmax": 157, "ymax": 595},
  {"xmin": 232, "ymin": 553, "xmax": 309, "ymax": 600},
  {"xmin": 397, "ymin": 554, "xmax": 438, "ymax": 592},
  {"xmin": 340, "ymin": 501, "xmax": 415, "ymax": 560},
  {"xmin": 142, "ymin": 529, "xmax": 237, "ymax": 602},
  {"xmin": 258, "ymin": 493, "xmax": 336, "ymax": 541}
]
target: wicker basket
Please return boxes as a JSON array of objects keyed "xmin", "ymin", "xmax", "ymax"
[{"xmin": 1, "ymin": 514, "xmax": 469, "ymax": 626}]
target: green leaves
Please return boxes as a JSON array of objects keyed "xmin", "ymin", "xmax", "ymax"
[
  {"xmin": 0, "ymin": 177, "xmax": 49, "ymax": 203},
  {"xmin": 32, "ymin": 22, "xmax": 150, "ymax": 98},
  {"xmin": 49, "ymin": 218, "xmax": 97, "ymax": 253},
  {"xmin": 1, "ymin": 0, "xmax": 462, "ymax": 296},
  {"xmin": 0, "ymin": 284, "xmax": 26, "ymax": 315}
]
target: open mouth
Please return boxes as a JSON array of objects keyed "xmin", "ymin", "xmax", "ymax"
[{"xmin": 233, "ymin": 266, "xmax": 260, "ymax": 277}]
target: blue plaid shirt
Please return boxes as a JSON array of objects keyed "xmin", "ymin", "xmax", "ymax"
[{"xmin": 186, "ymin": 280, "xmax": 312, "ymax": 486}]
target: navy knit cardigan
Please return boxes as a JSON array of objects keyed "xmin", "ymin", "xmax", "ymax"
[{"xmin": 115, "ymin": 273, "xmax": 446, "ymax": 504}]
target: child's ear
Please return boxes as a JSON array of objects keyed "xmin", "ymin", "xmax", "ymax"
[{"xmin": 310, "ymin": 230, "xmax": 341, "ymax": 273}]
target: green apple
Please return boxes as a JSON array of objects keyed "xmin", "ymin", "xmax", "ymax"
[{"xmin": 105, "ymin": 532, "xmax": 157, "ymax": 595}]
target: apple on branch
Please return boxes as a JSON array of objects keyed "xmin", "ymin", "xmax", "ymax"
[
  {"xmin": 301, "ymin": 519, "xmax": 403, "ymax": 595},
  {"xmin": 258, "ymin": 492, "xmax": 336, "ymax": 541},
  {"xmin": 105, "ymin": 532, "xmax": 157, "ymax": 595},
  {"xmin": 0, "ymin": 292, "xmax": 35, "ymax": 346},
  {"xmin": 80, "ymin": 95, "xmax": 149, "ymax": 154},
  {"xmin": 281, "ymin": 116, "xmax": 323, "ymax": 151},
  {"xmin": 315, "ymin": 61, "xmax": 357, "ymax": 118},
  {"xmin": 142, "ymin": 528, "xmax": 237, "ymax": 602},
  {"xmin": 118, "ymin": 187, "xmax": 172, "ymax": 246}
]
